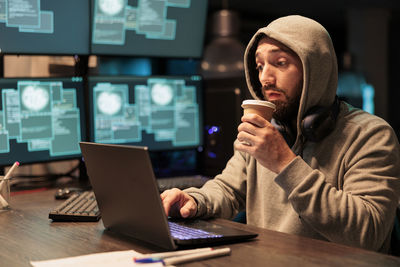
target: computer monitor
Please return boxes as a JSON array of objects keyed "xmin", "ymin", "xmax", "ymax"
[
  {"xmin": 90, "ymin": 0, "xmax": 208, "ymax": 58},
  {"xmin": 0, "ymin": 0, "xmax": 90, "ymax": 55},
  {"xmin": 0, "ymin": 77, "xmax": 87, "ymax": 168},
  {"xmin": 87, "ymin": 75, "xmax": 203, "ymax": 151}
]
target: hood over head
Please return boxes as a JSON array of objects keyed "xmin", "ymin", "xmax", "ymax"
[{"xmin": 244, "ymin": 15, "xmax": 338, "ymax": 135}]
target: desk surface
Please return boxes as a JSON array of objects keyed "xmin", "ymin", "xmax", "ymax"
[{"xmin": 1, "ymin": 189, "xmax": 400, "ymax": 267}]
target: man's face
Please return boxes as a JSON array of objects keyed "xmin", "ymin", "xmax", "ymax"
[{"xmin": 255, "ymin": 36, "xmax": 303, "ymax": 122}]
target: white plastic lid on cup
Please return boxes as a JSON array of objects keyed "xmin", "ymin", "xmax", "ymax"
[{"xmin": 241, "ymin": 100, "xmax": 276, "ymax": 110}]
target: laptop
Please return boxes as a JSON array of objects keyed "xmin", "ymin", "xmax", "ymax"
[{"xmin": 79, "ymin": 142, "xmax": 258, "ymax": 250}]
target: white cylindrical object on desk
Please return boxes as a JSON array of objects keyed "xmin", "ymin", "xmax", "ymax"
[{"xmin": 163, "ymin": 247, "xmax": 231, "ymax": 265}]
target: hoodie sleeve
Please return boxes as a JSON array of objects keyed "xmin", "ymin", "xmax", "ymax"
[
  {"xmin": 184, "ymin": 147, "xmax": 248, "ymax": 219},
  {"xmin": 274, "ymin": 120, "xmax": 400, "ymax": 251}
]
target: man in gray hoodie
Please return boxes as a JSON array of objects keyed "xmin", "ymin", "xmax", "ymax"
[{"xmin": 161, "ymin": 15, "xmax": 400, "ymax": 253}]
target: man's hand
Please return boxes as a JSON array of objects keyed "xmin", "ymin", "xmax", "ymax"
[
  {"xmin": 236, "ymin": 113, "xmax": 296, "ymax": 173},
  {"xmin": 160, "ymin": 188, "xmax": 197, "ymax": 218}
]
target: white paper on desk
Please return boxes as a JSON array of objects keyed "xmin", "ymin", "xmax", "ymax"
[{"xmin": 30, "ymin": 250, "xmax": 163, "ymax": 267}]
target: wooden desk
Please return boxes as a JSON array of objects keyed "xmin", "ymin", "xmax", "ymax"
[{"xmin": 1, "ymin": 189, "xmax": 400, "ymax": 267}]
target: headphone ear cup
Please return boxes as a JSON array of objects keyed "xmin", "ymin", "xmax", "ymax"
[
  {"xmin": 273, "ymin": 119, "xmax": 296, "ymax": 147},
  {"xmin": 301, "ymin": 100, "xmax": 339, "ymax": 142},
  {"xmin": 301, "ymin": 107, "xmax": 328, "ymax": 142}
]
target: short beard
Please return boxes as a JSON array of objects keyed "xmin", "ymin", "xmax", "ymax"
[
  {"xmin": 262, "ymin": 86, "xmax": 301, "ymax": 123},
  {"xmin": 271, "ymin": 97, "xmax": 300, "ymax": 123}
]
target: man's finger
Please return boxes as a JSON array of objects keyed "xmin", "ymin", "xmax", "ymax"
[
  {"xmin": 161, "ymin": 190, "xmax": 179, "ymax": 216},
  {"xmin": 180, "ymin": 200, "xmax": 196, "ymax": 218},
  {"xmin": 241, "ymin": 114, "xmax": 268, "ymax": 127}
]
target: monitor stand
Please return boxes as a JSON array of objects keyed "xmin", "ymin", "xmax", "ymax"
[
  {"xmin": 77, "ymin": 158, "xmax": 91, "ymax": 189},
  {"xmin": 0, "ymin": 55, "xmax": 3, "ymax": 78}
]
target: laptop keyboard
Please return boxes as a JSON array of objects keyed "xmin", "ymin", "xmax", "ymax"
[
  {"xmin": 168, "ymin": 221, "xmax": 223, "ymax": 240},
  {"xmin": 49, "ymin": 191, "xmax": 100, "ymax": 222},
  {"xmin": 157, "ymin": 175, "xmax": 210, "ymax": 192}
]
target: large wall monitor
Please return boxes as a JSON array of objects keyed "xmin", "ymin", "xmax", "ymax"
[
  {"xmin": 0, "ymin": 77, "xmax": 86, "ymax": 167},
  {"xmin": 0, "ymin": 0, "xmax": 90, "ymax": 55},
  {"xmin": 87, "ymin": 75, "xmax": 203, "ymax": 151},
  {"xmin": 90, "ymin": 0, "xmax": 208, "ymax": 58}
]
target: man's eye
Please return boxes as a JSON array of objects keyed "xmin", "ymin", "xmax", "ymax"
[
  {"xmin": 256, "ymin": 65, "xmax": 263, "ymax": 72},
  {"xmin": 277, "ymin": 60, "xmax": 287, "ymax": 67}
]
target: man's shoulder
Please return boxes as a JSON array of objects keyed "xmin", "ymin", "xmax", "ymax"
[{"xmin": 339, "ymin": 103, "xmax": 391, "ymax": 129}]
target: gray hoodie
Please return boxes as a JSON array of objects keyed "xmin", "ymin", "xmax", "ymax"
[{"xmin": 185, "ymin": 15, "xmax": 400, "ymax": 252}]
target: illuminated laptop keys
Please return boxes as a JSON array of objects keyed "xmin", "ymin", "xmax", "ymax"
[{"xmin": 168, "ymin": 222, "xmax": 223, "ymax": 240}]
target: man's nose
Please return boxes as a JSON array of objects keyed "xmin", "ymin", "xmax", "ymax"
[{"xmin": 259, "ymin": 64, "xmax": 275, "ymax": 85}]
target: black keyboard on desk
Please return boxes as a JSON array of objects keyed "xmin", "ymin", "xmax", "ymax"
[
  {"xmin": 157, "ymin": 175, "xmax": 210, "ymax": 192},
  {"xmin": 49, "ymin": 191, "xmax": 100, "ymax": 222}
]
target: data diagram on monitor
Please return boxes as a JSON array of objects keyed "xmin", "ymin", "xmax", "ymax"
[
  {"xmin": 0, "ymin": 80, "xmax": 82, "ymax": 156},
  {"xmin": 92, "ymin": 77, "xmax": 200, "ymax": 149},
  {"xmin": 0, "ymin": 0, "xmax": 54, "ymax": 34},
  {"xmin": 92, "ymin": 0, "xmax": 192, "ymax": 45}
]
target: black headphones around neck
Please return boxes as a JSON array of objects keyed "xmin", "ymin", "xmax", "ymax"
[
  {"xmin": 301, "ymin": 96, "xmax": 341, "ymax": 142},
  {"xmin": 274, "ymin": 96, "xmax": 340, "ymax": 146}
]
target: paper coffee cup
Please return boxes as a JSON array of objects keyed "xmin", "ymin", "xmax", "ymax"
[{"xmin": 241, "ymin": 100, "xmax": 276, "ymax": 121}]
